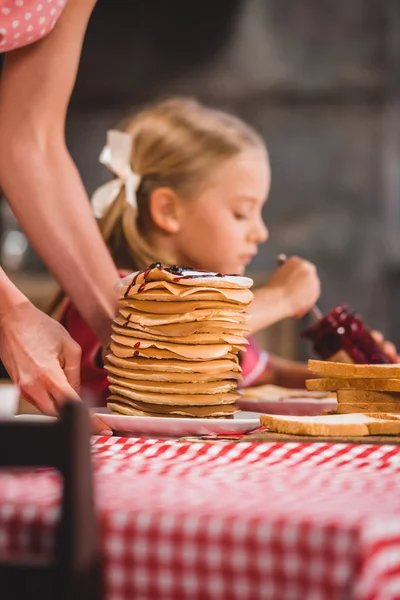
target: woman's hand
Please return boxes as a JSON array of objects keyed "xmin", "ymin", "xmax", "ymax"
[
  {"xmin": 0, "ymin": 301, "xmax": 111, "ymax": 434},
  {"xmin": 265, "ymin": 256, "xmax": 321, "ymax": 319}
]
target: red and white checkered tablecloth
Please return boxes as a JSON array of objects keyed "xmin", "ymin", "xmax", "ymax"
[{"xmin": 1, "ymin": 437, "xmax": 400, "ymax": 600}]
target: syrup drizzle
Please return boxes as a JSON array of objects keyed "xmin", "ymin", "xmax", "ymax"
[
  {"xmin": 124, "ymin": 262, "xmax": 163, "ymax": 297},
  {"xmin": 124, "ymin": 270, "xmax": 141, "ymax": 298}
]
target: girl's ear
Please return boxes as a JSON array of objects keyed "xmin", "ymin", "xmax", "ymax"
[{"xmin": 148, "ymin": 188, "xmax": 182, "ymax": 234}]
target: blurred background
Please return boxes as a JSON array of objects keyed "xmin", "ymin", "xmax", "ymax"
[{"xmin": 1, "ymin": 0, "xmax": 399, "ymax": 361}]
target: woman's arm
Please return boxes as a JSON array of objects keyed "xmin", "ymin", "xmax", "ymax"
[{"xmin": 0, "ymin": 0, "xmax": 119, "ymax": 345}]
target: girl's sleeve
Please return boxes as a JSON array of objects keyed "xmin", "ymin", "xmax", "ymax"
[
  {"xmin": 60, "ymin": 302, "xmax": 109, "ymax": 405},
  {"xmin": 239, "ymin": 337, "xmax": 270, "ymax": 388}
]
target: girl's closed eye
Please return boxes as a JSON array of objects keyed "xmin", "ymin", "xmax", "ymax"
[
  {"xmin": 233, "ymin": 202, "xmax": 253, "ymax": 220},
  {"xmin": 233, "ymin": 196, "xmax": 263, "ymax": 222},
  {"xmin": 234, "ymin": 211, "xmax": 250, "ymax": 220}
]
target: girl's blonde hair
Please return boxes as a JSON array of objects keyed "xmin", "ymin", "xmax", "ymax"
[{"xmin": 98, "ymin": 96, "xmax": 265, "ymax": 271}]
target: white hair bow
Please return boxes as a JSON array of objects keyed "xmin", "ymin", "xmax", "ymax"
[{"xmin": 91, "ymin": 130, "xmax": 141, "ymax": 219}]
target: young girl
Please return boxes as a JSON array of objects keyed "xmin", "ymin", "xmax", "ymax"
[{"xmin": 57, "ymin": 97, "xmax": 394, "ymax": 404}]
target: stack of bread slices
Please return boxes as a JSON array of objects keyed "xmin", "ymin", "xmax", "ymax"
[
  {"xmin": 306, "ymin": 360, "xmax": 400, "ymax": 414},
  {"xmin": 260, "ymin": 360, "xmax": 400, "ymax": 437}
]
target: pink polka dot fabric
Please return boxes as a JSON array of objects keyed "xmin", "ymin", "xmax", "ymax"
[{"xmin": 0, "ymin": 0, "xmax": 66, "ymax": 52}]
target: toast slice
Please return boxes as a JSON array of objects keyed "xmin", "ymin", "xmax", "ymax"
[
  {"xmin": 306, "ymin": 377, "xmax": 400, "ymax": 392},
  {"xmin": 336, "ymin": 389, "xmax": 400, "ymax": 414},
  {"xmin": 362, "ymin": 413, "xmax": 400, "ymax": 434},
  {"xmin": 337, "ymin": 389, "xmax": 400, "ymax": 403},
  {"xmin": 260, "ymin": 412, "xmax": 400, "ymax": 437},
  {"xmin": 308, "ymin": 360, "xmax": 400, "ymax": 379},
  {"xmin": 336, "ymin": 403, "xmax": 400, "ymax": 414}
]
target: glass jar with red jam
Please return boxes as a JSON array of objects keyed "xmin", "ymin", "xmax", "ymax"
[{"xmin": 302, "ymin": 303, "xmax": 391, "ymax": 364}]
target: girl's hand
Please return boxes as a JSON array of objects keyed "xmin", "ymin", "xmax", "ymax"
[
  {"xmin": 0, "ymin": 301, "xmax": 112, "ymax": 434},
  {"xmin": 370, "ymin": 330, "xmax": 400, "ymax": 363},
  {"xmin": 265, "ymin": 256, "xmax": 321, "ymax": 319}
]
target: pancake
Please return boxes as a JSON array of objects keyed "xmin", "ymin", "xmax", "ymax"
[
  {"xmin": 109, "ymin": 341, "xmax": 240, "ymax": 361},
  {"xmin": 111, "ymin": 335, "xmax": 236, "ymax": 359},
  {"xmin": 109, "ymin": 384, "xmax": 240, "ymax": 406},
  {"xmin": 122, "ymin": 281, "xmax": 253, "ymax": 304},
  {"xmin": 107, "ymin": 400, "xmax": 237, "ymax": 418},
  {"xmin": 107, "ymin": 397, "xmax": 238, "ymax": 418},
  {"xmin": 116, "ymin": 267, "xmax": 253, "ymax": 290},
  {"xmin": 106, "ymin": 354, "xmax": 241, "ymax": 373},
  {"xmin": 112, "ymin": 324, "xmax": 249, "ymax": 347},
  {"xmin": 107, "ymin": 374, "xmax": 237, "ymax": 395},
  {"xmin": 114, "ymin": 315, "xmax": 249, "ymax": 337},
  {"xmin": 119, "ymin": 299, "xmax": 245, "ymax": 314},
  {"xmin": 132, "ymin": 291, "xmax": 250, "ymax": 304},
  {"xmin": 105, "ymin": 364, "xmax": 241, "ymax": 382},
  {"xmin": 119, "ymin": 307, "xmax": 249, "ymax": 326}
]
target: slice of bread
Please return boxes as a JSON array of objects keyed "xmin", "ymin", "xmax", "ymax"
[
  {"xmin": 308, "ymin": 360, "xmax": 400, "ymax": 379},
  {"xmin": 362, "ymin": 413, "xmax": 400, "ymax": 435},
  {"xmin": 369, "ymin": 413, "xmax": 400, "ymax": 420},
  {"xmin": 260, "ymin": 413, "xmax": 370, "ymax": 436},
  {"xmin": 306, "ymin": 377, "xmax": 400, "ymax": 392},
  {"xmin": 336, "ymin": 389, "xmax": 400, "ymax": 413},
  {"xmin": 336, "ymin": 403, "xmax": 400, "ymax": 414},
  {"xmin": 260, "ymin": 413, "xmax": 400, "ymax": 437},
  {"xmin": 337, "ymin": 389, "xmax": 400, "ymax": 403}
]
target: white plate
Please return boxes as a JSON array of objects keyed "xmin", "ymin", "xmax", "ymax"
[
  {"xmin": 238, "ymin": 394, "xmax": 337, "ymax": 416},
  {"xmin": 14, "ymin": 414, "xmax": 56, "ymax": 423},
  {"xmin": 94, "ymin": 407, "xmax": 260, "ymax": 437},
  {"xmin": 0, "ymin": 383, "xmax": 19, "ymax": 417}
]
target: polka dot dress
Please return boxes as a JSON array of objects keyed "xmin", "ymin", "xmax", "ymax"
[{"xmin": 0, "ymin": 0, "xmax": 66, "ymax": 52}]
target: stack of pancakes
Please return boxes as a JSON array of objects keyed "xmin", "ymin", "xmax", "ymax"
[{"xmin": 106, "ymin": 264, "xmax": 253, "ymax": 418}]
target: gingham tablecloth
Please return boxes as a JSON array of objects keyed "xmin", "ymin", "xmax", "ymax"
[{"xmin": 1, "ymin": 437, "xmax": 400, "ymax": 600}]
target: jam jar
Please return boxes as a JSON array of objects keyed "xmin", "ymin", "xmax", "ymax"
[{"xmin": 302, "ymin": 304, "xmax": 391, "ymax": 364}]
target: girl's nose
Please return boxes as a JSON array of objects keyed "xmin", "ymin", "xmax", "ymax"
[{"xmin": 252, "ymin": 217, "xmax": 268, "ymax": 244}]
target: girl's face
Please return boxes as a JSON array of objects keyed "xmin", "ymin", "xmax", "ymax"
[{"xmin": 174, "ymin": 148, "xmax": 270, "ymax": 275}]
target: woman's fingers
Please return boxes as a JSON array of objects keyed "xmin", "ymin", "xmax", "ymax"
[
  {"xmin": 19, "ymin": 381, "xmax": 58, "ymax": 417},
  {"xmin": 41, "ymin": 366, "xmax": 112, "ymax": 435},
  {"xmin": 62, "ymin": 339, "xmax": 82, "ymax": 393}
]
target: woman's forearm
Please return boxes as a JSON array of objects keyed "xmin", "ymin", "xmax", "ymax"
[
  {"xmin": 0, "ymin": 0, "xmax": 116, "ymax": 344},
  {"xmin": 0, "ymin": 267, "xmax": 28, "ymax": 319},
  {"xmin": 0, "ymin": 138, "xmax": 118, "ymax": 344}
]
